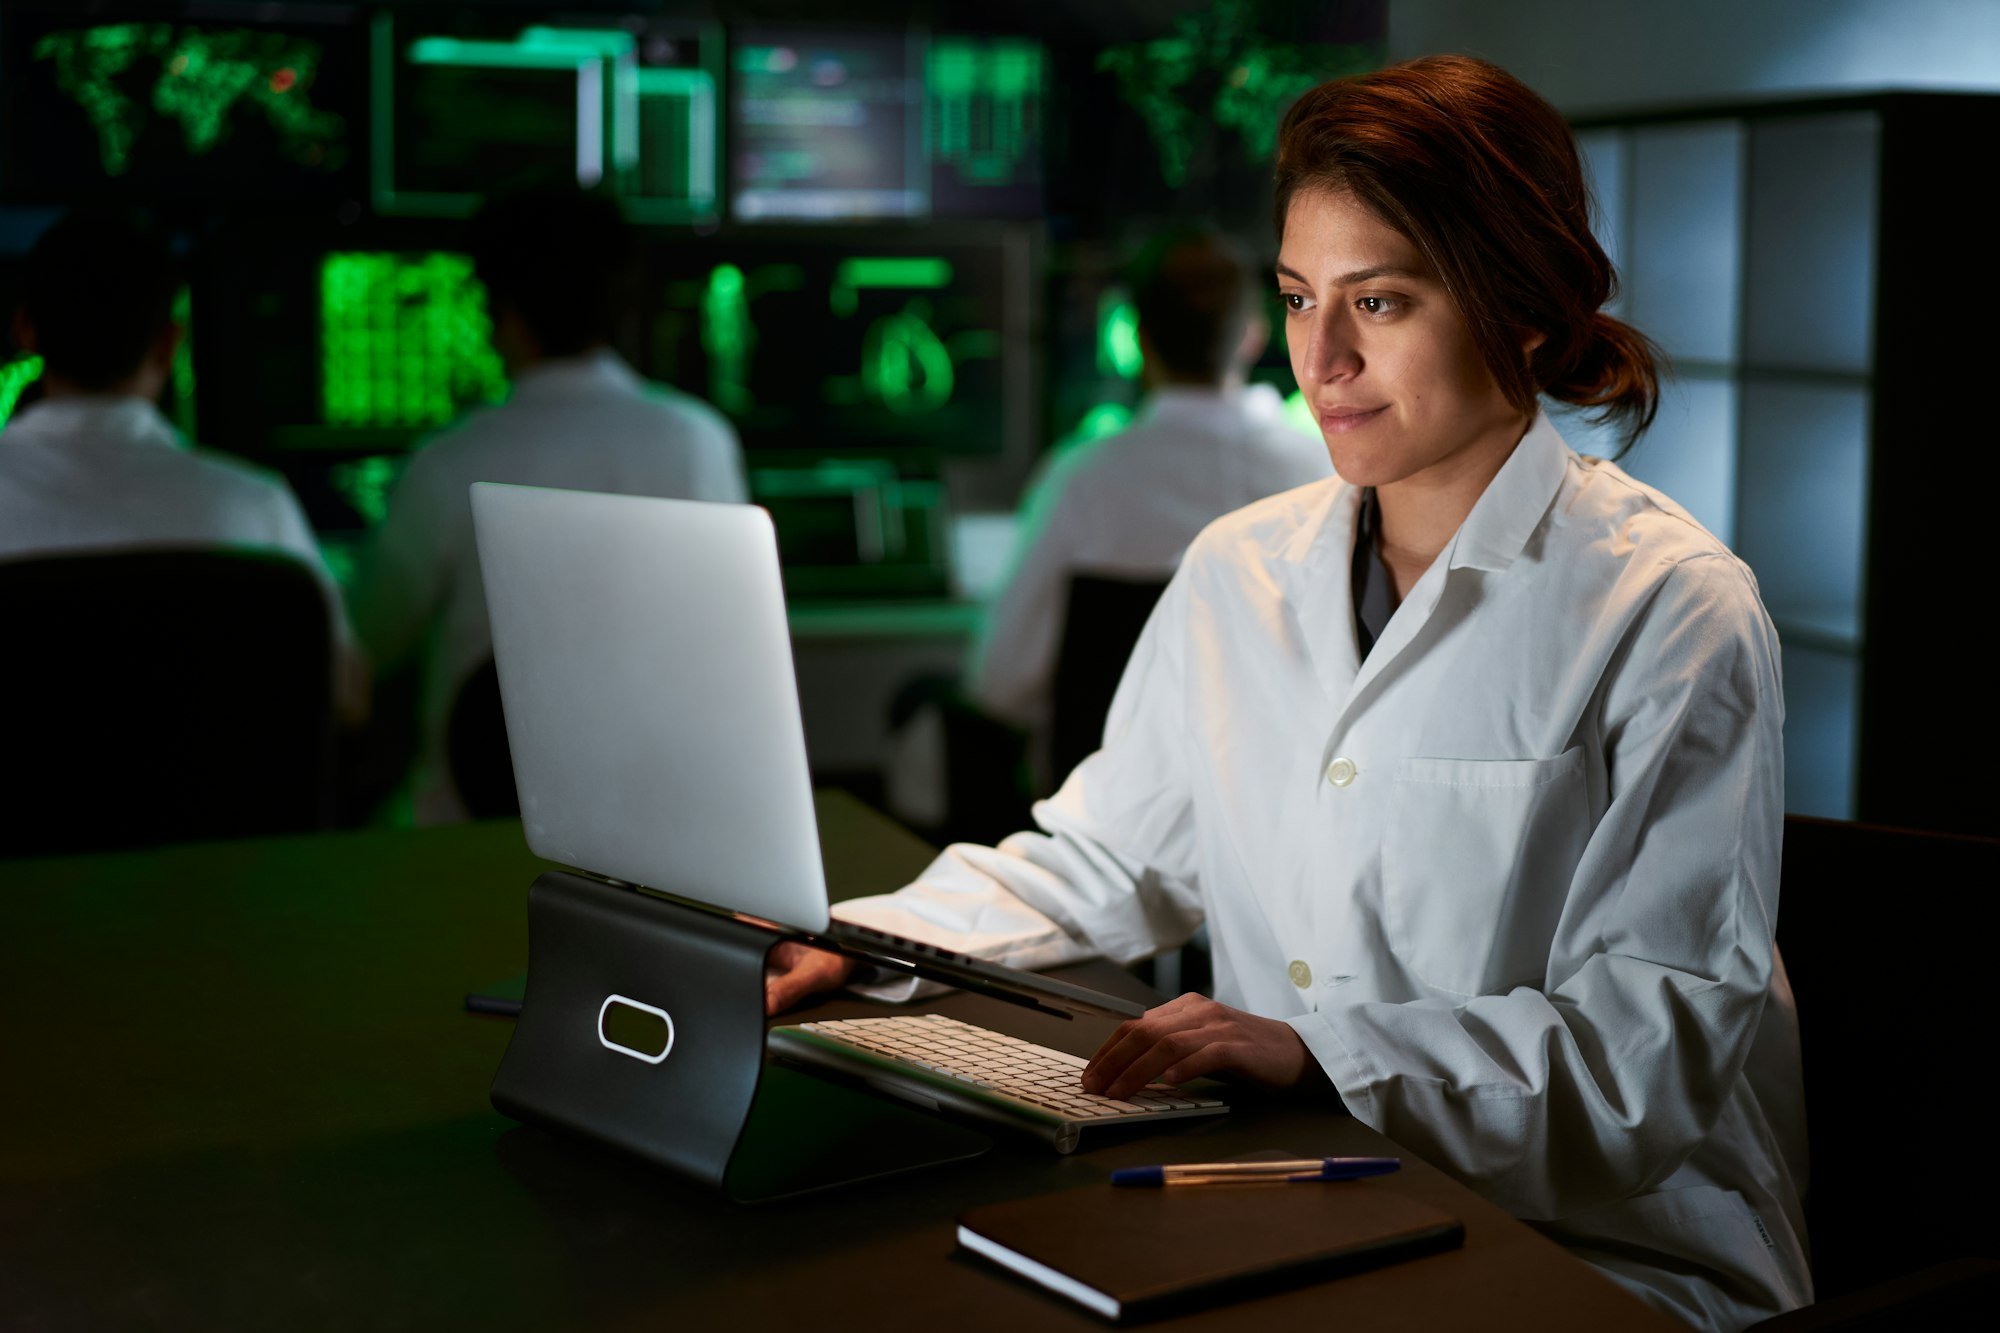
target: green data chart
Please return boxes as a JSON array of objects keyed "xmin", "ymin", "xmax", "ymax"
[
  {"xmin": 926, "ymin": 38, "xmax": 1044, "ymax": 189},
  {"xmin": 0, "ymin": 357, "xmax": 45, "ymax": 427},
  {"xmin": 319, "ymin": 253, "xmax": 506, "ymax": 430}
]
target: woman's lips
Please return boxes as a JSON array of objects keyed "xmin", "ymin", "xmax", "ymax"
[{"xmin": 1317, "ymin": 405, "xmax": 1388, "ymax": 434}]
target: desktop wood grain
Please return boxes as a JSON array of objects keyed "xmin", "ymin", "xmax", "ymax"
[{"xmin": 0, "ymin": 792, "xmax": 1672, "ymax": 1332}]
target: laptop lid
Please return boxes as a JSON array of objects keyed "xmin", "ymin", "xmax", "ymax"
[
  {"xmin": 471, "ymin": 483, "xmax": 831, "ymax": 932},
  {"xmin": 472, "ymin": 482, "xmax": 1145, "ymax": 1021}
]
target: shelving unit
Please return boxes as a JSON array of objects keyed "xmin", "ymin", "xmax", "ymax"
[{"xmin": 1551, "ymin": 94, "xmax": 1999, "ymax": 834}]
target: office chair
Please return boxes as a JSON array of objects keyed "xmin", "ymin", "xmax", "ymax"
[
  {"xmin": 447, "ymin": 657, "xmax": 520, "ymax": 819},
  {"xmin": 877, "ymin": 572, "xmax": 1167, "ymax": 851},
  {"xmin": 1048, "ymin": 573, "xmax": 1169, "ymax": 784},
  {"xmin": 1047, "ymin": 572, "xmax": 1202, "ymax": 994},
  {"xmin": 0, "ymin": 547, "xmax": 335, "ymax": 858},
  {"xmin": 1747, "ymin": 815, "xmax": 2000, "ymax": 1328}
]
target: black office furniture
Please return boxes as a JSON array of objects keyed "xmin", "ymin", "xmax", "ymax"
[
  {"xmin": 2, "ymin": 793, "xmax": 1675, "ymax": 1331},
  {"xmin": 0, "ymin": 547, "xmax": 334, "ymax": 857},
  {"xmin": 883, "ymin": 672, "xmax": 1034, "ymax": 847},
  {"xmin": 1566, "ymin": 93, "xmax": 2000, "ymax": 836},
  {"xmin": 1750, "ymin": 1258, "xmax": 2000, "ymax": 1332},
  {"xmin": 448, "ymin": 656, "xmax": 518, "ymax": 819},
  {"xmin": 1048, "ymin": 572, "xmax": 1168, "ymax": 783},
  {"xmin": 1765, "ymin": 814, "xmax": 1999, "ymax": 1321},
  {"xmin": 880, "ymin": 571, "xmax": 1168, "ymax": 848}
]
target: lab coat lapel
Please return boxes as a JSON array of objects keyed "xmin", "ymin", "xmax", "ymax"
[
  {"xmin": 1287, "ymin": 482, "xmax": 1364, "ymax": 706},
  {"xmin": 1329, "ymin": 414, "xmax": 1573, "ymax": 727},
  {"xmin": 1338, "ymin": 534, "xmax": 1456, "ymax": 716}
]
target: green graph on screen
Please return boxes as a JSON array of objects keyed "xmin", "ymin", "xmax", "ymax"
[
  {"xmin": 0, "ymin": 356, "xmax": 45, "ymax": 426},
  {"xmin": 328, "ymin": 454, "xmax": 405, "ymax": 526},
  {"xmin": 169, "ymin": 286, "xmax": 196, "ymax": 440},
  {"xmin": 688, "ymin": 258, "xmax": 994, "ymax": 425},
  {"xmin": 35, "ymin": 24, "xmax": 347, "ymax": 177},
  {"xmin": 701, "ymin": 263, "xmax": 754, "ymax": 414},
  {"xmin": 927, "ymin": 38, "xmax": 1043, "ymax": 186},
  {"xmin": 320, "ymin": 253, "xmax": 507, "ymax": 429},
  {"xmin": 1070, "ymin": 401, "xmax": 1135, "ymax": 444},
  {"xmin": 864, "ymin": 301, "xmax": 955, "ymax": 415},
  {"xmin": 1098, "ymin": 293, "xmax": 1143, "ymax": 381}
]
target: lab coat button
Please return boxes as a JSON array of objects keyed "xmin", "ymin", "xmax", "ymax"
[
  {"xmin": 1325, "ymin": 757, "xmax": 1357, "ymax": 787},
  {"xmin": 1288, "ymin": 959, "xmax": 1312, "ymax": 989}
]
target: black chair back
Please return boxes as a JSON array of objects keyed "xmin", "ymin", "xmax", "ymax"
[
  {"xmin": 1777, "ymin": 814, "xmax": 2000, "ymax": 1299},
  {"xmin": 448, "ymin": 657, "xmax": 519, "ymax": 819},
  {"xmin": 1048, "ymin": 573, "xmax": 1169, "ymax": 783},
  {"xmin": 0, "ymin": 548, "xmax": 334, "ymax": 857}
]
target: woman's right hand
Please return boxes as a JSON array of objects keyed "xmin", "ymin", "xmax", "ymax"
[{"xmin": 763, "ymin": 942, "xmax": 858, "ymax": 1016}]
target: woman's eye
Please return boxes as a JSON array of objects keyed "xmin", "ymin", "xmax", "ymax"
[
  {"xmin": 1282, "ymin": 292, "xmax": 1309, "ymax": 312},
  {"xmin": 1357, "ymin": 295, "xmax": 1399, "ymax": 316}
]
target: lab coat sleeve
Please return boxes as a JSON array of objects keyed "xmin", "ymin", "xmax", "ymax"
[
  {"xmin": 837, "ymin": 572, "xmax": 1206, "ymax": 978},
  {"xmin": 965, "ymin": 446, "xmax": 1092, "ymax": 730},
  {"xmin": 1296, "ymin": 554, "xmax": 1785, "ymax": 1219}
]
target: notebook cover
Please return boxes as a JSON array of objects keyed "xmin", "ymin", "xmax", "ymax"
[{"xmin": 956, "ymin": 1177, "xmax": 1464, "ymax": 1323}]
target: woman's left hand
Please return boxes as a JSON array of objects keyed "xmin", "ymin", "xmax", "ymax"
[{"xmin": 1081, "ymin": 992, "xmax": 1313, "ymax": 1101}]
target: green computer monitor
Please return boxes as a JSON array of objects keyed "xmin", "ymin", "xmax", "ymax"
[
  {"xmin": 646, "ymin": 240, "xmax": 1016, "ymax": 456},
  {"xmin": 730, "ymin": 27, "xmax": 1046, "ymax": 224},
  {"xmin": 372, "ymin": 13, "xmax": 721, "ymax": 224}
]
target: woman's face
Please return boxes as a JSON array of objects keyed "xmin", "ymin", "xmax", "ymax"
[{"xmin": 1277, "ymin": 188, "xmax": 1528, "ymax": 489}]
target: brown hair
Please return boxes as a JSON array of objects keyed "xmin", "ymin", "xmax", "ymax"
[{"xmin": 1274, "ymin": 55, "xmax": 1658, "ymax": 452}]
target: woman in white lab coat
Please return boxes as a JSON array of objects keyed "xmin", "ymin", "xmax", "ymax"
[{"xmin": 768, "ymin": 56, "xmax": 1808, "ymax": 1332}]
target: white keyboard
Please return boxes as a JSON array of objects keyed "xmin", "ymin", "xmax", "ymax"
[{"xmin": 767, "ymin": 1013, "xmax": 1227, "ymax": 1154}]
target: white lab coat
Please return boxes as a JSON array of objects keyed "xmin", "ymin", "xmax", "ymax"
[
  {"xmin": 969, "ymin": 383, "xmax": 1330, "ymax": 752},
  {"xmin": 353, "ymin": 350, "xmax": 747, "ymax": 823},
  {"xmin": 837, "ymin": 414, "xmax": 1811, "ymax": 1332},
  {"xmin": 0, "ymin": 396, "xmax": 361, "ymax": 704}
]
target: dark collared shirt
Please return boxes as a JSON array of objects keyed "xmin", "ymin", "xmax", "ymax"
[{"xmin": 1350, "ymin": 486, "xmax": 1396, "ymax": 660}]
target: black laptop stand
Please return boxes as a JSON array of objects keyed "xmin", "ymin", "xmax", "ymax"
[{"xmin": 490, "ymin": 871, "xmax": 989, "ymax": 1202}]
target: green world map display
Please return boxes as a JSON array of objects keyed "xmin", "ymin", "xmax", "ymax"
[
  {"xmin": 1098, "ymin": 0, "xmax": 1374, "ymax": 188},
  {"xmin": 34, "ymin": 23, "xmax": 347, "ymax": 178}
]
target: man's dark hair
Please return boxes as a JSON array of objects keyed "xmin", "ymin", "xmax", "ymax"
[
  {"xmin": 468, "ymin": 186, "xmax": 635, "ymax": 357},
  {"xmin": 20, "ymin": 210, "xmax": 182, "ymax": 391},
  {"xmin": 1128, "ymin": 228, "xmax": 1258, "ymax": 384}
]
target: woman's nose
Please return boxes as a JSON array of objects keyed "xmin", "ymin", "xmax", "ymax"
[{"xmin": 1301, "ymin": 311, "xmax": 1362, "ymax": 384}]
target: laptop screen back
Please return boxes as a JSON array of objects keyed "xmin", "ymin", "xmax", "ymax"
[{"xmin": 470, "ymin": 483, "xmax": 830, "ymax": 931}]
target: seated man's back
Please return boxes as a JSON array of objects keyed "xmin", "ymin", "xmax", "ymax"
[
  {"xmin": 0, "ymin": 212, "xmax": 350, "ymax": 684},
  {"xmin": 0, "ymin": 397, "xmax": 326, "ymax": 563},
  {"xmin": 352, "ymin": 189, "xmax": 747, "ymax": 822},
  {"xmin": 971, "ymin": 231, "xmax": 1330, "ymax": 770}
]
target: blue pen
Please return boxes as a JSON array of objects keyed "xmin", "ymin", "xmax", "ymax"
[{"xmin": 1110, "ymin": 1156, "xmax": 1401, "ymax": 1187}]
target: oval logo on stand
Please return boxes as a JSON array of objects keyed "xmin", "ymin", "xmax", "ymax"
[{"xmin": 597, "ymin": 994, "xmax": 676, "ymax": 1064}]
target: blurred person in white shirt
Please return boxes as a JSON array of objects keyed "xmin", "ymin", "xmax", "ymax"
[
  {"xmin": 353, "ymin": 187, "xmax": 747, "ymax": 823},
  {"xmin": 0, "ymin": 209, "xmax": 361, "ymax": 713},
  {"xmin": 968, "ymin": 229, "xmax": 1328, "ymax": 782}
]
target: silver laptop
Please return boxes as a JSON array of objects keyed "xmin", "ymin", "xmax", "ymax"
[{"xmin": 468, "ymin": 481, "xmax": 1141, "ymax": 1021}]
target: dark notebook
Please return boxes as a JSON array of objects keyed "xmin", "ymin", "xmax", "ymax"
[{"xmin": 956, "ymin": 1176, "xmax": 1463, "ymax": 1323}]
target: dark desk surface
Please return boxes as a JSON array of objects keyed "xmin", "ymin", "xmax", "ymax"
[{"xmin": 1, "ymin": 793, "xmax": 1673, "ymax": 1332}]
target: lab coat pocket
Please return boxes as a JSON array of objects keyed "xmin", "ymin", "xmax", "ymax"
[{"xmin": 1384, "ymin": 749, "xmax": 1589, "ymax": 996}]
